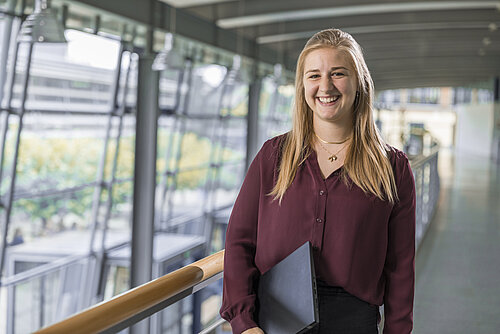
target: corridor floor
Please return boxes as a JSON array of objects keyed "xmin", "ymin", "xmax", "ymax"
[{"xmin": 413, "ymin": 151, "xmax": 500, "ymax": 333}]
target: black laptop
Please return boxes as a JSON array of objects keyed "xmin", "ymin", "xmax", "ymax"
[{"xmin": 257, "ymin": 242, "xmax": 319, "ymax": 334}]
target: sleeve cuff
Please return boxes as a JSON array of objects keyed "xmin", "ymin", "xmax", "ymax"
[{"xmin": 229, "ymin": 311, "xmax": 258, "ymax": 334}]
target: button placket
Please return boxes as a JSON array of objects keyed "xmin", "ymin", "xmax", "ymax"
[{"xmin": 312, "ymin": 185, "xmax": 327, "ymax": 251}]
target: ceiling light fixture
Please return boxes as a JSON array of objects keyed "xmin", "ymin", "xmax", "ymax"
[
  {"xmin": 483, "ymin": 37, "xmax": 492, "ymax": 45},
  {"xmin": 152, "ymin": 32, "xmax": 184, "ymax": 71},
  {"xmin": 159, "ymin": 0, "xmax": 237, "ymax": 8},
  {"xmin": 226, "ymin": 54, "xmax": 249, "ymax": 83},
  {"xmin": 17, "ymin": 0, "xmax": 67, "ymax": 43}
]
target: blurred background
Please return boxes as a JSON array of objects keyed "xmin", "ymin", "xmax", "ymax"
[{"xmin": 0, "ymin": 0, "xmax": 498, "ymax": 333}]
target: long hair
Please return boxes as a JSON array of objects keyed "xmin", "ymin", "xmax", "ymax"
[{"xmin": 270, "ymin": 28, "xmax": 398, "ymax": 204}]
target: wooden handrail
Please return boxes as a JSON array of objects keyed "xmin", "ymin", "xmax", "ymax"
[{"xmin": 35, "ymin": 250, "xmax": 225, "ymax": 334}]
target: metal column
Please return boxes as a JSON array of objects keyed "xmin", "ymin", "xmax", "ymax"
[
  {"xmin": 130, "ymin": 54, "xmax": 159, "ymax": 334},
  {"xmin": 245, "ymin": 77, "xmax": 262, "ymax": 171},
  {"xmin": 1, "ymin": 41, "xmax": 34, "ymax": 334},
  {"xmin": 0, "ymin": 41, "xmax": 33, "ymax": 282},
  {"xmin": 0, "ymin": 0, "xmax": 16, "ymax": 103}
]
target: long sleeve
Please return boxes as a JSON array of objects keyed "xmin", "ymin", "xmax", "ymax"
[
  {"xmin": 220, "ymin": 147, "xmax": 264, "ymax": 333},
  {"xmin": 383, "ymin": 153, "xmax": 416, "ymax": 334}
]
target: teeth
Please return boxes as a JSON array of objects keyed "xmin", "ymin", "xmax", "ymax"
[{"xmin": 318, "ymin": 96, "xmax": 340, "ymax": 103}]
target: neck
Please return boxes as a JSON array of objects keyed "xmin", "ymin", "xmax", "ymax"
[{"xmin": 313, "ymin": 118, "xmax": 353, "ymax": 143}]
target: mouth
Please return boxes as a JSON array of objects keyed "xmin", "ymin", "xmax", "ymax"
[{"xmin": 317, "ymin": 95, "xmax": 340, "ymax": 105}]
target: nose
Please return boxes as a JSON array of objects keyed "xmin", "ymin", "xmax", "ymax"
[{"xmin": 319, "ymin": 75, "xmax": 334, "ymax": 93}]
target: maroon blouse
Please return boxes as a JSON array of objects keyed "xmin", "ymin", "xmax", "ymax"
[{"xmin": 220, "ymin": 134, "xmax": 416, "ymax": 334}]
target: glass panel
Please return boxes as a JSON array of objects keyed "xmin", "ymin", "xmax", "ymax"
[
  {"xmin": 103, "ymin": 265, "xmax": 129, "ymax": 300},
  {"xmin": 228, "ymin": 83, "xmax": 249, "ymax": 117},
  {"xmin": 1, "ymin": 17, "xmax": 21, "ymax": 106},
  {"xmin": 0, "ymin": 24, "xmax": 135, "ymax": 333},
  {"xmin": 0, "ymin": 116, "xmax": 19, "ymax": 195},
  {"xmin": 407, "ymin": 87, "xmax": 440, "ymax": 104},
  {"xmin": 185, "ymin": 63, "xmax": 227, "ymax": 116},
  {"xmin": 159, "ymin": 68, "xmax": 183, "ymax": 112},
  {"xmin": 15, "ymin": 114, "xmax": 108, "ymax": 191},
  {"xmin": 200, "ymin": 280, "xmax": 223, "ymax": 332},
  {"xmin": 117, "ymin": 51, "xmax": 138, "ymax": 109},
  {"xmin": 8, "ymin": 186, "xmax": 94, "ymax": 247},
  {"xmin": 214, "ymin": 161, "xmax": 244, "ymax": 207},
  {"xmin": 0, "ymin": 17, "xmax": 6, "ymax": 56},
  {"xmin": 11, "ymin": 259, "xmax": 89, "ymax": 333},
  {"xmin": 163, "ymin": 167, "xmax": 210, "ymax": 227},
  {"xmin": 14, "ymin": 278, "xmax": 42, "ymax": 333},
  {"xmin": 9, "ymin": 29, "xmax": 120, "ymax": 112},
  {"xmin": 109, "ymin": 180, "xmax": 133, "ymax": 230},
  {"xmin": 258, "ymin": 76, "xmax": 293, "ymax": 146}
]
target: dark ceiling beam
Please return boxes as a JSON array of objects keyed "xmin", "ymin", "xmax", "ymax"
[
  {"xmin": 372, "ymin": 69, "xmax": 500, "ymax": 79},
  {"xmin": 372, "ymin": 73, "xmax": 500, "ymax": 87},
  {"xmin": 283, "ymin": 34, "xmax": 499, "ymax": 61},
  {"xmin": 376, "ymin": 77, "xmax": 480, "ymax": 83},
  {"xmin": 374, "ymin": 77, "xmax": 490, "ymax": 90},
  {"xmin": 355, "ymin": 29, "xmax": 500, "ymax": 41},
  {"xmin": 279, "ymin": 28, "xmax": 499, "ymax": 49},
  {"xmin": 356, "ymin": 34, "xmax": 500, "ymax": 45},
  {"xmin": 284, "ymin": 50, "xmax": 497, "ymax": 65},
  {"xmin": 70, "ymin": 0, "xmax": 153, "ymax": 25},
  {"xmin": 366, "ymin": 55, "xmax": 500, "ymax": 68},
  {"xmin": 188, "ymin": 0, "xmax": 484, "ymax": 19},
  {"xmin": 249, "ymin": 9, "xmax": 500, "ymax": 37},
  {"xmin": 285, "ymin": 49, "xmax": 497, "ymax": 66},
  {"xmin": 257, "ymin": 21, "xmax": 499, "ymax": 44},
  {"xmin": 216, "ymin": 1, "xmax": 500, "ymax": 29},
  {"xmin": 365, "ymin": 51, "xmax": 493, "ymax": 61},
  {"xmin": 364, "ymin": 47, "xmax": 497, "ymax": 60},
  {"xmin": 189, "ymin": 0, "xmax": 364, "ymax": 18}
]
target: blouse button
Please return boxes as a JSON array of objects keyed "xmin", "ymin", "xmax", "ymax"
[
  {"xmin": 319, "ymin": 190, "xmax": 325, "ymax": 196},
  {"xmin": 316, "ymin": 218, "xmax": 323, "ymax": 223}
]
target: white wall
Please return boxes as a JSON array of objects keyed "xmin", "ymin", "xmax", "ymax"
[{"xmin": 455, "ymin": 103, "xmax": 494, "ymax": 157}]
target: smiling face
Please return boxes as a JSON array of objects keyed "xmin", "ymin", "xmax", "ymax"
[{"xmin": 303, "ymin": 47, "xmax": 358, "ymax": 127}]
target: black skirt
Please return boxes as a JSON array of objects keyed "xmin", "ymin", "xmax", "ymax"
[{"xmin": 306, "ymin": 280, "xmax": 379, "ymax": 334}]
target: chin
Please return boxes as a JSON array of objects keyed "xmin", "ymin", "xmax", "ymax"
[
  {"xmin": 315, "ymin": 109, "xmax": 352, "ymax": 124},
  {"xmin": 317, "ymin": 109, "xmax": 340, "ymax": 119}
]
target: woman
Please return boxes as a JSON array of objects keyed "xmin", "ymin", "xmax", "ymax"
[{"xmin": 220, "ymin": 28, "xmax": 415, "ymax": 334}]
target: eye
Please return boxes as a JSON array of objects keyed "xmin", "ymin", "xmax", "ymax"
[
  {"xmin": 308, "ymin": 74, "xmax": 320, "ymax": 79},
  {"xmin": 332, "ymin": 72, "xmax": 345, "ymax": 77}
]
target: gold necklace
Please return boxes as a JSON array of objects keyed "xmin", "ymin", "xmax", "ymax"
[
  {"xmin": 316, "ymin": 139, "xmax": 349, "ymax": 162},
  {"xmin": 314, "ymin": 132, "xmax": 350, "ymax": 145}
]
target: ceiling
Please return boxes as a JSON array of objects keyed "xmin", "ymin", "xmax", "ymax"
[{"xmin": 160, "ymin": 0, "xmax": 500, "ymax": 90}]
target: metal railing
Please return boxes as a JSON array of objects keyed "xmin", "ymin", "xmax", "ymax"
[
  {"xmin": 29, "ymin": 149, "xmax": 441, "ymax": 334},
  {"xmin": 34, "ymin": 250, "xmax": 225, "ymax": 334},
  {"xmin": 410, "ymin": 148, "xmax": 440, "ymax": 249}
]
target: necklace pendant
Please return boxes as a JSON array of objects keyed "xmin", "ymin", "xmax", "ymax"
[{"xmin": 328, "ymin": 155, "xmax": 337, "ymax": 162}]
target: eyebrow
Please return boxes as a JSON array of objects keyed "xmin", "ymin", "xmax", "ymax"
[{"xmin": 305, "ymin": 66, "xmax": 349, "ymax": 74}]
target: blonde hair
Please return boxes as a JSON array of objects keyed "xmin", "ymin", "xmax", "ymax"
[{"xmin": 270, "ymin": 28, "xmax": 398, "ymax": 204}]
